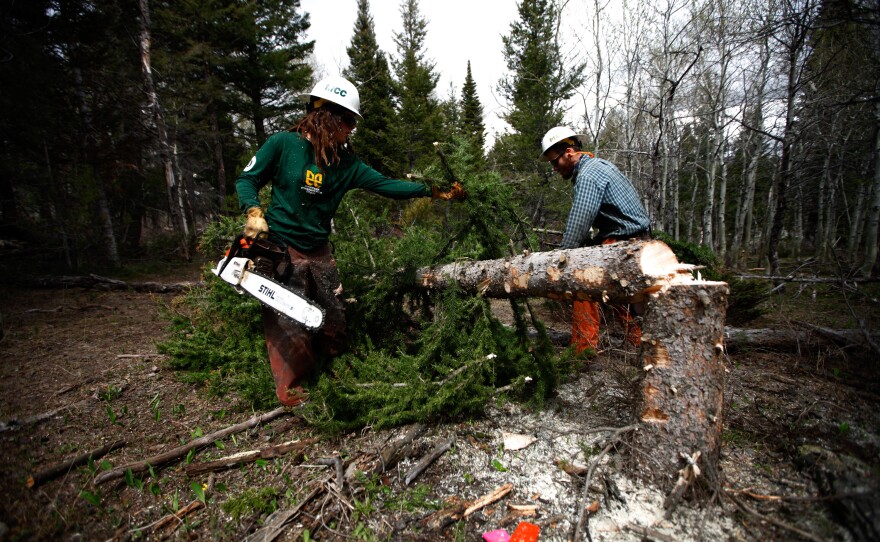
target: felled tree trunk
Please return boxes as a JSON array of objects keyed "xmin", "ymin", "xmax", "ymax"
[
  {"xmin": 416, "ymin": 240, "xmax": 684, "ymax": 303},
  {"xmin": 415, "ymin": 240, "xmax": 728, "ymax": 495}
]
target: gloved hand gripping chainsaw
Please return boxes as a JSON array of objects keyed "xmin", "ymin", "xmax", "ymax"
[{"xmin": 213, "ymin": 208, "xmax": 325, "ymax": 330}]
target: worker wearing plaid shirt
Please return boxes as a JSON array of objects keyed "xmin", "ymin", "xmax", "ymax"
[{"xmin": 540, "ymin": 126, "xmax": 651, "ymax": 354}]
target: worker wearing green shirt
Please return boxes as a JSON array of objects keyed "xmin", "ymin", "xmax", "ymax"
[{"xmin": 236, "ymin": 76, "xmax": 465, "ymax": 407}]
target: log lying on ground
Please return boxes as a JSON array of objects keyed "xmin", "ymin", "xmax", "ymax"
[
  {"xmin": 415, "ymin": 240, "xmax": 688, "ymax": 303},
  {"xmin": 17, "ymin": 274, "xmax": 202, "ymax": 293},
  {"xmin": 94, "ymin": 407, "xmax": 288, "ymax": 484}
]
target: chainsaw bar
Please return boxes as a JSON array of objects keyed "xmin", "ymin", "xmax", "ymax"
[{"xmin": 213, "ymin": 256, "xmax": 325, "ymax": 330}]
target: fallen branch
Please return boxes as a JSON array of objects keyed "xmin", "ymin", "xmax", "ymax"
[
  {"xmin": 422, "ymin": 483, "xmax": 515, "ymax": 532},
  {"xmin": 0, "ymin": 399, "xmax": 90, "ymax": 432},
  {"xmin": 464, "ymin": 483, "xmax": 514, "ymax": 517},
  {"xmin": 376, "ymin": 424, "xmax": 425, "ymax": 475},
  {"xmin": 184, "ymin": 437, "xmax": 318, "ymax": 477},
  {"xmin": 313, "ymin": 456, "xmax": 344, "ymax": 489},
  {"xmin": 94, "ymin": 407, "xmax": 288, "ymax": 484},
  {"xmin": 404, "ymin": 436, "xmax": 454, "ymax": 485},
  {"xmin": 27, "ymin": 439, "xmax": 126, "ymax": 488}
]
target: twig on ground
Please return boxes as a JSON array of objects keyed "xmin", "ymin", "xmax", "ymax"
[
  {"xmin": 463, "ymin": 483, "xmax": 514, "ymax": 517},
  {"xmin": 243, "ymin": 483, "xmax": 323, "ymax": 542},
  {"xmin": 313, "ymin": 457, "xmax": 344, "ymax": 489},
  {"xmin": 185, "ymin": 437, "xmax": 317, "ymax": 476},
  {"xmin": 0, "ymin": 399, "xmax": 91, "ymax": 432},
  {"xmin": 572, "ymin": 424, "xmax": 639, "ymax": 542},
  {"xmin": 131, "ymin": 473, "xmax": 215, "ymax": 536},
  {"xmin": 404, "ymin": 436, "xmax": 454, "ymax": 485},
  {"xmin": 726, "ymin": 491, "xmax": 828, "ymax": 542}
]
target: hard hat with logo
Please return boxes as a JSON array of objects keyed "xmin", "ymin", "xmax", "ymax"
[
  {"xmin": 300, "ymin": 76, "xmax": 363, "ymax": 119},
  {"xmin": 540, "ymin": 126, "xmax": 588, "ymax": 160}
]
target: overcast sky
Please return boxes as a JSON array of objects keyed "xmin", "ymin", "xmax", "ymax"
[{"xmin": 299, "ymin": 0, "xmax": 522, "ymax": 139}]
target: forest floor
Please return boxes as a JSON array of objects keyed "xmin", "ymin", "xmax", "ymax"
[{"xmin": 0, "ymin": 261, "xmax": 878, "ymax": 542}]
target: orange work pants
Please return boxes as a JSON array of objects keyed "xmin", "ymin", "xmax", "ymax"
[{"xmin": 570, "ymin": 237, "xmax": 643, "ymax": 354}]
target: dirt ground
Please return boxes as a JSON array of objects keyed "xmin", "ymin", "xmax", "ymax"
[{"xmin": 0, "ymin": 278, "xmax": 878, "ymax": 541}]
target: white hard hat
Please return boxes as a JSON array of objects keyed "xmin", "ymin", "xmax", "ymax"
[
  {"xmin": 299, "ymin": 76, "xmax": 362, "ymax": 119},
  {"xmin": 540, "ymin": 126, "xmax": 588, "ymax": 160}
]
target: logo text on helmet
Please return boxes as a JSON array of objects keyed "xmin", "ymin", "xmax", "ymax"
[{"xmin": 324, "ymin": 85, "xmax": 347, "ymax": 97}]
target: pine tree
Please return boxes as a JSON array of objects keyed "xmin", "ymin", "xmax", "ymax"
[
  {"xmin": 492, "ymin": 0, "xmax": 585, "ymax": 229},
  {"xmin": 153, "ymin": 0, "xmax": 250, "ymax": 211},
  {"xmin": 222, "ymin": 0, "xmax": 314, "ymax": 145},
  {"xmin": 345, "ymin": 0, "xmax": 399, "ymax": 177},
  {"xmin": 459, "ymin": 61, "xmax": 486, "ymax": 156},
  {"xmin": 391, "ymin": 0, "xmax": 444, "ymax": 173}
]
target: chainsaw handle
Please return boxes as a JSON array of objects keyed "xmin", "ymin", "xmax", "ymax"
[{"xmin": 217, "ymin": 234, "xmax": 252, "ymax": 278}]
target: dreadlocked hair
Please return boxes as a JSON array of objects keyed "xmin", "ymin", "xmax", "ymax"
[{"xmin": 291, "ymin": 107, "xmax": 353, "ymax": 168}]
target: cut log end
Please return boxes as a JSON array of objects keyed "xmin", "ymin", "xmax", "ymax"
[{"xmin": 639, "ymin": 240, "xmax": 681, "ymax": 277}]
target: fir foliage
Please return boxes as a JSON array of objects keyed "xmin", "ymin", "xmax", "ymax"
[
  {"xmin": 159, "ymin": 139, "xmax": 566, "ymax": 429},
  {"xmin": 459, "ymin": 61, "xmax": 486, "ymax": 156}
]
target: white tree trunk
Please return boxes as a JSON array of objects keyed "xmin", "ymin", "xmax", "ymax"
[{"xmin": 137, "ymin": 0, "xmax": 190, "ymax": 259}]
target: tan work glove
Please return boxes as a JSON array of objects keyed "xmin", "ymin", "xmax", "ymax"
[
  {"xmin": 244, "ymin": 207, "xmax": 268, "ymax": 239},
  {"xmin": 431, "ymin": 181, "xmax": 466, "ymax": 202}
]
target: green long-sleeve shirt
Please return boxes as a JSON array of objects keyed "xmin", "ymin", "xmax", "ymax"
[{"xmin": 236, "ymin": 131, "xmax": 430, "ymax": 251}]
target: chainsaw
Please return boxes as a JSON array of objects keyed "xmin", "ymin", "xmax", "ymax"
[{"xmin": 213, "ymin": 235, "xmax": 325, "ymax": 330}]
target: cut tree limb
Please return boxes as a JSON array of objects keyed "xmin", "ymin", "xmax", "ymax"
[
  {"xmin": 27, "ymin": 439, "xmax": 126, "ymax": 488},
  {"xmin": 184, "ymin": 437, "xmax": 318, "ymax": 477},
  {"xmin": 94, "ymin": 407, "xmax": 288, "ymax": 484}
]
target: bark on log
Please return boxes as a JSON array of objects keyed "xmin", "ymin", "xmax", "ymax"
[
  {"xmin": 94, "ymin": 407, "xmax": 287, "ymax": 484},
  {"xmin": 415, "ymin": 240, "xmax": 686, "ymax": 303},
  {"xmin": 633, "ymin": 282, "xmax": 729, "ymax": 494}
]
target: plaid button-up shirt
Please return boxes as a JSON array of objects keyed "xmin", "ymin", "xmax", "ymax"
[{"xmin": 560, "ymin": 156, "xmax": 651, "ymax": 249}]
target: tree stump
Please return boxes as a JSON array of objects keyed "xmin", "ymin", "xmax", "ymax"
[{"xmin": 635, "ymin": 282, "xmax": 729, "ymax": 497}]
